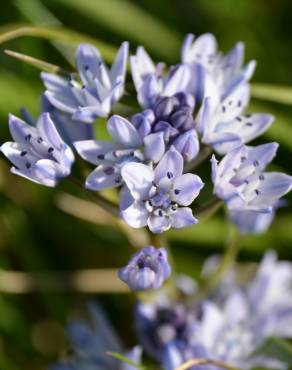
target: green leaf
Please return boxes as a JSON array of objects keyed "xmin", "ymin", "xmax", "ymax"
[
  {"xmin": 53, "ymin": 0, "xmax": 181, "ymax": 60},
  {"xmin": 249, "ymin": 101, "xmax": 292, "ymax": 151},
  {"xmin": 4, "ymin": 49, "xmax": 61, "ymax": 73},
  {"xmin": 0, "ymin": 71, "xmax": 40, "ymax": 116},
  {"xmin": 0, "ymin": 23, "xmax": 117, "ymax": 62},
  {"xmin": 107, "ymin": 351, "xmax": 147, "ymax": 370},
  {"xmin": 251, "ymin": 83, "xmax": 292, "ymax": 106},
  {"xmin": 255, "ymin": 337, "xmax": 292, "ymax": 366}
]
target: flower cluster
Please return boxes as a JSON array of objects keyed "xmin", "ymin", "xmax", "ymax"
[
  {"xmin": 51, "ymin": 302, "xmax": 141, "ymax": 370},
  {"xmin": 1, "ymin": 32, "xmax": 291, "ymax": 235},
  {"xmin": 135, "ymin": 251, "xmax": 292, "ymax": 370}
]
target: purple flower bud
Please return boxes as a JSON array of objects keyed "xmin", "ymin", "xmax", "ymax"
[
  {"xmin": 173, "ymin": 130, "xmax": 199, "ymax": 162},
  {"xmin": 132, "ymin": 109, "xmax": 155, "ymax": 137},
  {"xmin": 118, "ymin": 246, "xmax": 171, "ymax": 291},
  {"xmin": 154, "ymin": 97, "xmax": 178, "ymax": 120}
]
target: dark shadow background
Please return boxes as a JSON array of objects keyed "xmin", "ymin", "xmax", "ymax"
[{"xmin": 0, "ymin": 0, "xmax": 291, "ymax": 368}]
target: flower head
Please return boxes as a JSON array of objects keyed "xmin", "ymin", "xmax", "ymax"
[
  {"xmin": 42, "ymin": 42, "xmax": 129, "ymax": 123},
  {"xmin": 51, "ymin": 302, "xmax": 142, "ymax": 370},
  {"xmin": 131, "ymin": 46, "xmax": 191, "ymax": 108},
  {"xmin": 187, "ymin": 251, "xmax": 292, "ymax": 370},
  {"xmin": 135, "ymin": 296, "xmax": 200, "ymax": 370},
  {"xmin": 196, "ymin": 85, "xmax": 274, "ymax": 154},
  {"xmin": 135, "ymin": 251, "xmax": 292, "ymax": 370},
  {"xmin": 1, "ymin": 113, "xmax": 74, "ymax": 187},
  {"xmin": 181, "ymin": 33, "xmax": 256, "ymax": 101},
  {"xmin": 132, "ymin": 92, "xmax": 199, "ymax": 162},
  {"xmin": 121, "ymin": 147, "xmax": 204, "ymax": 233},
  {"xmin": 118, "ymin": 246, "xmax": 171, "ymax": 291},
  {"xmin": 74, "ymin": 115, "xmax": 165, "ymax": 190},
  {"xmin": 212, "ymin": 143, "xmax": 292, "ymax": 213}
]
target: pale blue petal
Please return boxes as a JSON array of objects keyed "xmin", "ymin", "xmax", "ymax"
[
  {"xmin": 172, "ymin": 174, "xmax": 204, "ymax": 206},
  {"xmin": 170, "ymin": 207, "xmax": 198, "ymax": 229},
  {"xmin": 143, "ymin": 132, "xmax": 165, "ymax": 163},
  {"xmin": 121, "ymin": 163, "xmax": 154, "ymax": 201},
  {"xmin": 154, "ymin": 147, "xmax": 183, "ymax": 182},
  {"xmin": 107, "ymin": 115, "xmax": 142, "ymax": 148},
  {"xmin": 121, "ymin": 201, "xmax": 148, "ymax": 228},
  {"xmin": 74, "ymin": 140, "xmax": 119, "ymax": 165}
]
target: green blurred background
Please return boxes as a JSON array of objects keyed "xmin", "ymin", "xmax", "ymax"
[{"xmin": 0, "ymin": 0, "xmax": 292, "ymax": 368}]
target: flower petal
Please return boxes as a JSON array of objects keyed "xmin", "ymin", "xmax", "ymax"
[
  {"xmin": 172, "ymin": 129, "xmax": 199, "ymax": 162},
  {"xmin": 8, "ymin": 114, "xmax": 37, "ymax": 144},
  {"xmin": 74, "ymin": 140, "xmax": 119, "ymax": 165},
  {"xmin": 107, "ymin": 115, "xmax": 142, "ymax": 148},
  {"xmin": 143, "ymin": 132, "xmax": 165, "ymax": 163},
  {"xmin": 172, "ymin": 174, "xmax": 204, "ymax": 206},
  {"xmin": 163, "ymin": 65, "xmax": 190, "ymax": 97},
  {"xmin": 121, "ymin": 201, "xmax": 148, "ymax": 228},
  {"xmin": 154, "ymin": 147, "xmax": 183, "ymax": 182},
  {"xmin": 76, "ymin": 43, "xmax": 102, "ymax": 85},
  {"xmin": 85, "ymin": 164, "xmax": 121, "ymax": 190},
  {"xmin": 170, "ymin": 207, "xmax": 198, "ymax": 229},
  {"xmin": 36, "ymin": 113, "xmax": 63, "ymax": 149},
  {"xmin": 110, "ymin": 41, "xmax": 129, "ymax": 83},
  {"xmin": 147, "ymin": 215, "xmax": 171, "ymax": 234},
  {"xmin": 121, "ymin": 162, "xmax": 154, "ymax": 200}
]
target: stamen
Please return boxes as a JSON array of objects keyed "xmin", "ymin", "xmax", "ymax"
[
  {"xmin": 174, "ymin": 189, "xmax": 180, "ymax": 195},
  {"xmin": 255, "ymin": 189, "xmax": 260, "ymax": 195},
  {"xmin": 259, "ymin": 174, "xmax": 265, "ymax": 181},
  {"xmin": 104, "ymin": 167, "xmax": 115, "ymax": 176},
  {"xmin": 97, "ymin": 154, "xmax": 105, "ymax": 160},
  {"xmin": 20, "ymin": 151, "xmax": 27, "ymax": 157},
  {"xmin": 253, "ymin": 160, "xmax": 259, "ymax": 167},
  {"xmin": 167, "ymin": 171, "xmax": 173, "ymax": 179},
  {"xmin": 25, "ymin": 134, "xmax": 31, "ymax": 142},
  {"xmin": 26, "ymin": 162, "xmax": 31, "ymax": 169},
  {"xmin": 48, "ymin": 147, "xmax": 54, "ymax": 153}
]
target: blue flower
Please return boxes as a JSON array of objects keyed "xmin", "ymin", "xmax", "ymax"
[
  {"xmin": 131, "ymin": 46, "xmax": 191, "ymax": 108},
  {"xmin": 42, "ymin": 42, "xmax": 129, "ymax": 123},
  {"xmin": 132, "ymin": 93, "xmax": 199, "ymax": 162},
  {"xmin": 135, "ymin": 251, "xmax": 292, "ymax": 370},
  {"xmin": 118, "ymin": 246, "xmax": 171, "ymax": 291},
  {"xmin": 187, "ymin": 251, "xmax": 292, "ymax": 370},
  {"xmin": 196, "ymin": 85, "xmax": 274, "ymax": 154},
  {"xmin": 120, "ymin": 147, "xmax": 204, "ymax": 233},
  {"xmin": 1, "ymin": 113, "xmax": 74, "ymax": 187},
  {"xmin": 181, "ymin": 33, "xmax": 256, "ymax": 101},
  {"xmin": 41, "ymin": 94, "xmax": 94, "ymax": 146},
  {"xmin": 74, "ymin": 115, "xmax": 165, "ymax": 190},
  {"xmin": 135, "ymin": 296, "xmax": 199, "ymax": 370},
  {"xmin": 51, "ymin": 302, "xmax": 142, "ymax": 370},
  {"xmin": 212, "ymin": 143, "xmax": 292, "ymax": 213}
]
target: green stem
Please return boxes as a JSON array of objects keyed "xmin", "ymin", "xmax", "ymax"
[
  {"xmin": 195, "ymin": 196, "xmax": 222, "ymax": 219},
  {"xmin": 184, "ymin": 145, "xmax": 212, "ymax": 172},
  {"xmin": 68, "ymin": 176, "xmax": 120, "ymax": 218},
  {"xmin": 202, "ymin": 225, "xmax": 240, "ymax": 294}
]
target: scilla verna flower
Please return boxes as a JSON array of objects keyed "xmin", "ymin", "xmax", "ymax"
[
  {"xmin": 212, "ymin": 142, "xmax": 292, "ymax": 212},
  {"xmin": 131, "ymin": 46, "xmax": 191, "ymax": 109},
  {"xmin": 42, "ymin": 42, "xmax": 128, "ymax": 123},
  {"xmin": 51, "ymin": 302, "xmax": 141, "ymax": 370},
  {"xmin": 121, "ymin": 147, "xmax": 204, "ymax": 233},
  {"xmin": 132, "ymin": 92, "xmax": 199, "ymax": 162},
  {"xmin": 118, "ymin": 246, "xmax": 171, "ymax": 291},
  {"xmin": 181, "ymin": 251, "xmax": 292, "ymax": 370},
  {"xmin": 196, "ymin": 83, "xmax": 274, "ymax": 154},
  {"xmin": 74, "ymin": 115, "xmax": 165, "ymax": 190},
  {"xmin": 1, "ymin": 113, "xmax": 74, "ymax": 187},
  {"xmin": 181, "ymin": 33, "xmax": 256, "ymax": 100}
]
